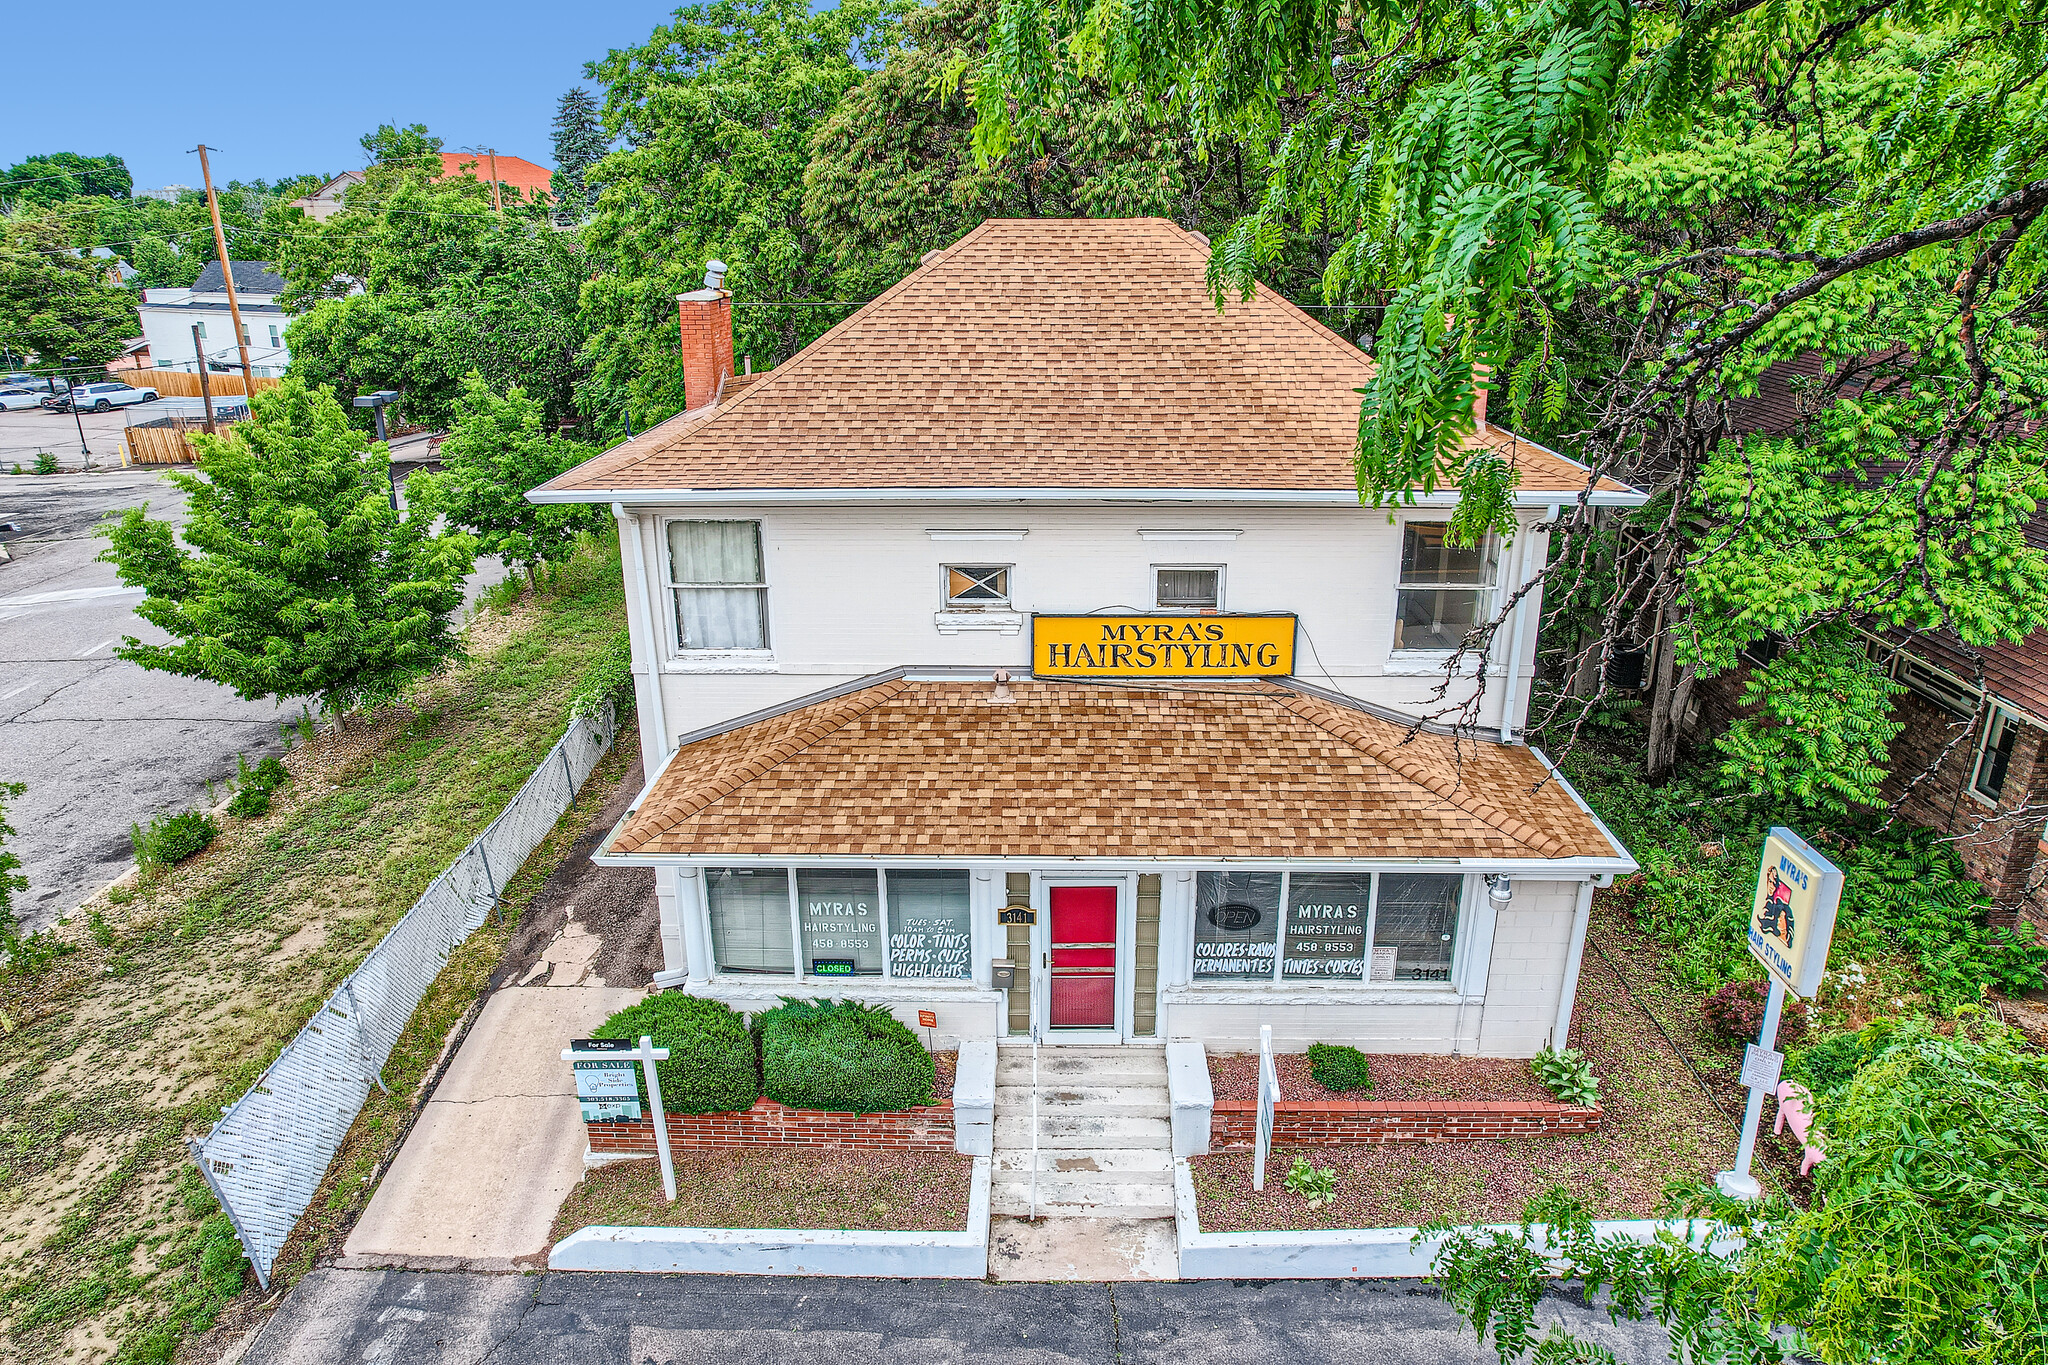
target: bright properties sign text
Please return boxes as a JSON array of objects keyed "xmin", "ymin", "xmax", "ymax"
[{"xmin": 1032, "ymin": 614, "xmax": 1297, "ymax": 677}]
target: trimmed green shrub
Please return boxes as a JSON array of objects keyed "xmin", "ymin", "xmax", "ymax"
[
  {"xmin": 1306, "ymin": 1042, "xmax": 1373, "ymax": 1092},
  {"xmin": 131, "ymin": 811, "xmax": 217, "ymax": 869},
  {"xmin": 755, "ymin": 997, "xmax": 935, "ymax": 1113},
  {"xmin": 1787, "ymin": 1019, "xmax": 1901, "ymax": 1094},
  {"xmin": 590, "ymin": 993, "xmax": 758, "ymax": 1114}
]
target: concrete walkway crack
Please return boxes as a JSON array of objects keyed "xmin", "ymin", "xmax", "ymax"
[
  {"xmin": 1108, "ymin": 1282, "xmax": 1122, "ymax": 1361},
  {"xmin": 469, "ymin": 1275, "xmax": 545, "ymax": 1365}
]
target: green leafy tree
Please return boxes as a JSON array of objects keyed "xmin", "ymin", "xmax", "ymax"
[
  {"xmin": 359, "ymin": 122, "xmax": 443, "ymax": 172},
  {"xmin": 576, "ymin": 0, "xmax": 908, "ymax": 435},
  {"xmin": 1427, "ymin": 1015, "xmax": 2048, "ymax": 1365},
  {"xmin": 0, "ymin": 152, "xmax": 132, "ymax": 209},
  {"xmin": 974, "ymin": 0, "xmax": 2048, "ymax": 807},
  {"xmin": 408, "ymin": 372, "xmax": 604, "ymax": 577},
  {"xmin": 98, "ymin": 378, "xmax": 475, "ymax": 716},
  {"xmin": 550, "ymin": 87, "xmax": 609, "ymax": 220},
  {"xmin": 0, "ymin": 213, "xmax": 138, "ymax": 365},
  {"xmin": 0, "ymin": 782, "xmax": 26, "ymax": 938},
  {"xmin": 273, "ymin": 127, "xmax": 590, "ymax": 430}
]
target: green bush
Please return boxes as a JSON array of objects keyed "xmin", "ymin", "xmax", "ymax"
[
  {"xmin": 131, "ymin": 811, "xmax": 217, "ymax": 869},
  {"xmin": 1306, "ymin": 1042, "xmax": 1373, "ymax": 1092},
  {"xmin": 225, "ymin": 785, "xmax": 271, "ymax": 818},
  {"xmin": 225, "ymin": 752, "xmax": 290, "ymax": 819},
  {"xmin": 1787, "ymin": 1018, "xmax": 1900, "ymax": 1094},
  {"xmin": 589, "ymin": 992, "xmax": 758, "ymax": 1114},
  {"xmin": 1532, "ymin": 1045, "xmax": 1602, "ymax": 1107},
  {"xmin": 34, "ymin": 452, "xmax": 58, "ymax": 475},
  {"xmin": 755, "ymin": 997, "xmax": 935, "ymax": 1113}
]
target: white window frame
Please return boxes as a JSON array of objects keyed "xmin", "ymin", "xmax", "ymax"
[
  {"xmin": 194, "ymin": 320, "xmax": 207, "ymax": 342},
  {"xmin": 1153, "ymin": 564, "xmax": 1225, "ymax": 611},
  {"xmin": 661, "ymin": 517, "xmax": 773, "ymax": 663},
  {"xmin": 1392, "ymin": 521, "xmax": 1500, "ymax": 656},
  {"xmin": 941, "ymin": 563, "xmax": 1013, "ymax": 610},
  {"xmin": 1969, "ymin": 705, "xmax": 2022, "ymax": 806},
  {"xmin": 1188, "ymin": 867, "xmax": 1465, "ymax": 989},
  {"xmin": 704, "ymin": 864, "xmax": 979, "ymax": 984},
  {"xmin": 268, "ymin": 324, "xmax": 281, "ymax": 348}
]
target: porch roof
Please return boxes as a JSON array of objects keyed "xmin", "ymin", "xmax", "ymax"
[{"xmin": 602, "ymin": 676, "xmax": 1631, "ymax": 867}]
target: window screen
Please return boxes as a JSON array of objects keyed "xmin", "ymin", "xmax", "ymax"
[
  {"xmin": 797, "ymin": 869, "xmax": 883, "ymax": 977},
  {"xmin": 706, "ymin": 867, "xmax": 792, "ymax": 974},
  {"xmin": 1372, "ymin": 873, "xmax": 1461, "ymax": 981},
  {"xmin": 1395, "ymin": 525, "xmax": 1498, "ymax": 651},
  {"xmin": 887, "ymin": 870, "xmax": 973, "ymax": 979},
  {"xmin": 1283, "ymin": 873, "xmax": 1372, "ymax": 978},
  {"xmin": 1192, "ymin": 871, "xmax": 1280, "ymax": 978},
  {"xmin": 668, "ymin": 520, "xmax": 768, "ymax": 650},
  {"xmin": 1156, "ymin": 567, "xmax": 1221, "ymax": 609}
]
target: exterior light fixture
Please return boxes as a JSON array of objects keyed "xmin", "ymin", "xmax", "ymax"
[{"xmin": 1486, "ymin": 873, "xmax": 1514, "ymax": 906}]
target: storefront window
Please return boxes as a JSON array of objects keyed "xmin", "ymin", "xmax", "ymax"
[
  {"xmin": 707, "ymin": 867, "xmax": 793, "ymax": 975},
  {"xmin": 1192, "ymin": 871, "xmax": 1280, "ymax": 978},
  {"xmin": 1190, "ymin": 869, "xmax": 1463, "ymax": 985},
  {"xmin": 1283, "ymin": 873, "xmax": 1372, "ymax": 978},
  {"xmin": 1373, "ymin": 873, "xmax": 1461, "ymax": 981},
  {"xmin": 886, "ymin": 870, "xmax": 973, "ymax": 979},
  {"xmin": 798, "ymin": 869, "xmax": 883, "ymax": 977}
]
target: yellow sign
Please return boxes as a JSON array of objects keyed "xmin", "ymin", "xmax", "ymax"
[
  {"xmin": 1031, "ymin": 614, "xmax": 1296, "ymax": 677},
  {"xmin": 1747, "ymin": 827, "xmax": 1843, "ymax": 998}
]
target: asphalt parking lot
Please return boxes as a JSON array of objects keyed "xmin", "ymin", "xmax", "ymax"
[
  {"xmin": 0, "ymin": 403, "xmax": 139, "ymax": 471},
  {"xmin": 244, "ymin": 1270, "xmax": 1675, "ymax": 1365}
]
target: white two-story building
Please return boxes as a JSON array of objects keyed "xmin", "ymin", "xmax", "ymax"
[
  {"xmin": 136, "ymin": 260, "xmax": 292, "ymax": 376},
  {"xmin": 529, "ymin": 218, "xmax": 1641, "ymax": 1057}
]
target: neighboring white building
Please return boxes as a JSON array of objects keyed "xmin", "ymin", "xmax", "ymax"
[
  {"xmin": 137, "ymin": 261, "xmax": 291, "ymax": 376},
  {"xmin": 528, "ymin": 218, "xmax": 1644, "ymax": 1060}
]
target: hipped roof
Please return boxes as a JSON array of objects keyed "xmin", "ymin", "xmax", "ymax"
[
  {"xmin": 536, "ymin": 217, "xmax": 1640, "ymax": 504},
  {"xmin": 602, "ymin": 677, "xmax": 1631, "ymax": 866}
]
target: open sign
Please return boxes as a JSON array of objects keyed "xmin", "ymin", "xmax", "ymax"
[{"xmin": 1206, "ymin": 902, "xmax": 1263, "ymax": 932}]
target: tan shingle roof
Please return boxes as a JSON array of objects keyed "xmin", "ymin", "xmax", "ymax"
[
  {"xmin": 538, "ymin": 218, "xmax": 1631, "ymax": 500},
  {"xmin": 605, "ymin": 678, "xmax": 1625, "ymax": 863}
]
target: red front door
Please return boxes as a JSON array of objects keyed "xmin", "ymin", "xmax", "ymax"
[{"xmin": 1049, "ymin": 885, "xmax": 1118, "ymax": 1030}]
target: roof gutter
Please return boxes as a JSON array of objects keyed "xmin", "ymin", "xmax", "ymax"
[
  {"xmin": 530, "ymin": 485, "xmax": 1650, "ymax": 508},
  {"xmin": 588, "ymin": 846, "xmax": 1640, "ymax": 876}
]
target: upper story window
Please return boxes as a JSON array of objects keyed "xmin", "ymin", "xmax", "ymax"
[
  {"xmin": 1156, "ymin": 565, "xmax": 1222, "ymax": 610},
  {"xmin": 1971, "ymin": 707, "xmax": 2021, "ymax": 804},
  {"xmin": 945, "ymin": 565, "xmax": 1011, "ymax": 608},
  {"xmin": 268, "ymin": 324, "xmax": 280, "ymax": 347},
  {"xmin": 1395, "ymin": 524, "xmax": 1499, "ymax": 652},
  {"xmin": 667, "ymin": 519, "xmax": 768, "ymax": 651},
  {"xmin": 194, "ymin": 321, "xmax": 207, "ymax": 341},
  {"xmin": 1895, "ymin": 657, "xmax": 1977, "ymax": 719}
]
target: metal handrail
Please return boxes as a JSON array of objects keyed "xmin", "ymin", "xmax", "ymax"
[
  {"xmin": 1029, "ymin": 1037, "xmax": 1041, "ymax": 1220},
  {"xmin": 1253, "ymin": 1023, "xmax": 1279, "ymax": 1191}
]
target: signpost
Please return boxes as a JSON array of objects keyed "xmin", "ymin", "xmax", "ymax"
[
  {"xmin": 1716, "ymin": 827, "xmax": 1843, "ymax": 1200},
  {"xmin": 918, "ymin": 1008, "xmax": 938, "ymax": 1056},
  {"xmin": 564, "ymin": 1034, "xmax": 674, "ymax": 1201}
]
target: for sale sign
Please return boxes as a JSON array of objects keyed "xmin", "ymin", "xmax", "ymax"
[
  {"xmin": 570, "ymin": 1038, "xmax": 642, "ymax": 1122},
  {"xmin": 1747, "ymin": 827, "xmax": 1843, "ymax": 998}
]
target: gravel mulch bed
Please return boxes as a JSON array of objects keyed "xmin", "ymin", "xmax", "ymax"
[
  {"xmin": 550, "ymin": 1148, "xmax": 975, "ymax": 1239},
  {"xmin": 1208, "ymin": 1051, "xmax": 1557, "ymax": 1105},
  {"xmin": 1192, "ymin": 915, "xmax": 1749, "ymax": 1231},
  {"xmin": 930, "ymin": 1048, "xmax": 957, "ymax": 1104}
]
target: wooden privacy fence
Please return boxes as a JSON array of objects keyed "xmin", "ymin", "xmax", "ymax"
[
  {"xmin": 127, "ymin": 367, "xmax": 282, "ymax": 399},
  {"xmin": 125, "ymin": 424, "xmax": 200, "ymax": 465}
]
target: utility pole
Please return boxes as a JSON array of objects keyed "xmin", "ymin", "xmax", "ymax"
[
  {"xmin": 191, "ymin": 145, "xmax": 256, "ymax": 398},
  {"xmin": 486, "ymin": 148, "xmax": 504, "ymax": 215},
  {"xmin": 191, "ymin": 324, "xmax": 217, "ymax": 434}
]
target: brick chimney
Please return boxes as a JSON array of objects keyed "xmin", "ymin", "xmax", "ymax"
[{"xmin": 677, "ymin": 260, "xmax": 734, "ymax": 412}]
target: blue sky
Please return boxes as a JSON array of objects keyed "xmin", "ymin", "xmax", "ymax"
[{"xmin": 1, "ymin": 1, "xmax": 684, "ymax": 192}]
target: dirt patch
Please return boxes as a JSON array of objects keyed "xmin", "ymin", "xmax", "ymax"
[
  {"xmin": 550, "ymin": 1149, "xmax": 975, "ymax": 1237},
  {"xmin": 495, "ymin": 756, "xmax": 659, "ymax": 991},
  {"xmin": 1208, "ymin": 1052, "xmax": 1556, "ymax": 1105},
  {"xmin": 1190, "ymin": 908, "xmax": 1795, "ymax": 1231}
]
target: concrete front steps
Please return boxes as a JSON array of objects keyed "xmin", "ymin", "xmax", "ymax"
[{"xmin": 991, "ymin": 1046, "xmax": 1173, "ymax": 1220}]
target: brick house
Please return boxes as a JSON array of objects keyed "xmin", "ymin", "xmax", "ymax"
[
  {"xmin": 528, "ymin": 218, "xmax": 1645, "ymax": 1058},
  {"xmin": 1686, "ymin": 353, "xmax": 2048, "ymax": 930}
]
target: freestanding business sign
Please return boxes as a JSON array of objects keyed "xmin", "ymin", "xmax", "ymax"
[
  {"xmin": 1719, "ymin": 827, "xmax": 1843, "ymax": 1201},
  {"xmin": 1746, "ymin": 827, "xmax": 1842, "ymax": 998}
]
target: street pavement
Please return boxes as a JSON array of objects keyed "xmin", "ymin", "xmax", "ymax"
[
  {"xmin": 0, "ymin": 465, "xmax": 292, "ymax": 930},
  {"xmin": 0, "ymin": 404, "xmax": 145, "ymax": 471},
  {"xmin": 243, "ymin": 1269, "xmax": 1675, "ymax": 1364}
]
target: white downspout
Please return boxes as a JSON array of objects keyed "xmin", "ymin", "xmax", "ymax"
[
  {"xmin": 1552, "ymin": 879, "xmax": 1595, "ymax": 1049},
  {"xmin": 1497, "ymin": 505, "xmax": 1556, "ymax": 743},
  {"xmin": 613, "ymin": 502, "xmax": 670, "ymax": 761}
]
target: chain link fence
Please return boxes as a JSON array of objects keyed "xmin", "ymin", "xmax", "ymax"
[{"xmin": 190, "ymin": 702, "xmax": 617, "ymax": 1285}]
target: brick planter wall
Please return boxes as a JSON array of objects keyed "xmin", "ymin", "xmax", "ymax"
[
  {"xmin": 587, "ymin": 1098, "xmax": 956, "ymax": 1155},
  {"xmin": 1211, "ymin": 1098, "xmax": 1601, "ymax": 1146}
]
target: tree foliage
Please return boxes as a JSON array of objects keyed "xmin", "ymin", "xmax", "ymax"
[
  {"xmin": 1427, "ymin": 1016, "xmax": 2048, "ymax": 1365},
  {"xmin": 975, "ymin": 0, "xmax": 2048, "ymax": 808},
  {"xmin": 98, "ymin": 379, "xmax": 474, "ymax": 715},
  {"xmin": 0, "ymin": 152, "xmax": 132, "ymax": 209},
  {"xmin": 273, "ymin": 125, "xmax": 589, "ymax": 430},
  {"xmin": 408, "ymin": 372, "xmax": 605, "ymax": 574},
  {"xmin": 550, "ymin": 87, "xmax": 610, "ymax": 221},
  {"xmin": 0, "ymin": 214, "xmax": 139, "ymax": 365},
  {"xmin": 0, "ymin": 781, "xmax": 26, "ymax": 938}
]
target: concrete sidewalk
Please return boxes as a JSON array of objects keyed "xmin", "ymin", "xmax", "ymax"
[{"xmin": 341, "ymin": 982, "xmax": 640, "ymax": 1271}]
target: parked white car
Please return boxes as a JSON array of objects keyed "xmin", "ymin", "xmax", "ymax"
[
  {"xmin": 0, "ymin": 388, "xmax": 45, "ymax": 411},
  {"xmin": 51, "ymin": 382, "xmax": 159, "ymax": 412}
]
